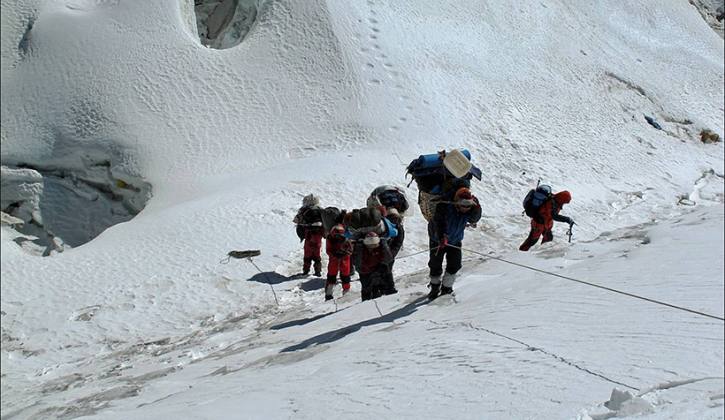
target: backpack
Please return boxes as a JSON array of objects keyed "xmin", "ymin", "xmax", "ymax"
[
  {"xmin": 319, "ymin": 207, "xmax": 342, "ymax": 237},
  {"xmin": 406, "ymin": 149, "xmax": 481, "ymax": 194},
  {"xmin": 368, "ymin": 185, "xmax": 409, "ymax": 214},
  {"xmin": 347, "ymin": 207, "xmax": 382, "ymax": 231},
  {"xmin": 406, "ymin": 149, "xmax": 482, "ymax": 221},
  {"xmin": 301, "ymin": 206, "xmax": 323, "ymax": 225},
  {"xmin": 523, "ymin": 185, "xmax": 552, "ymax": 218},
  {"xmin": 295, "ymin": 206, "xmax": 324, "ymax": 240}
]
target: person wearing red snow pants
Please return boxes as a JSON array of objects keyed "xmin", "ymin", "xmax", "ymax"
[
  {"xmin": 293, "ymin": 194, "xmax": 324, "ymax": 276},
  {"xmin": 519, "ymin": 191, "xmax": 574, "ymax": 251},
  {"xmin": 324, "ymin": 224, "xmax": 352, "ymax": 300},
  {"xmin": 303, "ymin": 229, "xmax": 323, "ymax": 276}
]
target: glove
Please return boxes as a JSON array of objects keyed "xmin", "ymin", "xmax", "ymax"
[
  {"xmin": 569, "ymin": 220, "xmax": 576, "ymax": 227},
  {"xmin": 437, "ymin": 236, "xmax": 448, "ymax": 252}
]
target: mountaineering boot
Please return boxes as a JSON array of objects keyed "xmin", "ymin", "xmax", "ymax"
[
  {"xmin": 302, "ymin": 257, "xmax": 312, "ymax": 275},
  {"xmin": 325, "ymin": 275, "xmax": 336, "ymax": 301},
  {"xmin": 427, "ymin": 283, "xmax": 441, "ymax": 300},
  {"xmin": 440, "ymin": 286, "xmax": 453, "ymax": 296},
  {"xmin": 380, "ymin": 272, "xmax": 397, "ymax": 296},
  {"xmin": 341, "ymin": 276, "xmax": 351, "ymax": 295},
  {"xmin": 541, "ymin": 230, "xmax": 553, "ymax": 243},
  {"xmin": 442, "ymin": 272, "xmax": 456, "ymax": 288},
  {"xmin": 519, "ymin": 235, "xmax": 538, "ymax": 252},
  {"xmin": 313, "ymin": 259, "xmax": 322, "ymax": 277}
]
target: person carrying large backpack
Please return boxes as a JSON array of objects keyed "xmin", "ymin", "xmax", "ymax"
[
  {"xmin": 376, "ymin": 207, "xmax": 404, "ymax": 296},
  {"xmin": 293, "ymin": 194, "xmax": 325, "ymax": 276},
  {"xmin": 366, "ymin": 185, "xmax": 409, "ymax": 215},
  {"xmin": 343, "ymin": 206, "xmax": 398, "ymax": 275},
  {"xmin": 358, "ymin": 231, "xmax": 394, "ymax": 301},
  {"xmin": 427, "ymin": 187, "xmax": 481, "ymax": 300},
  {"xmin": 519, "ymin": 186, "xmax": 575, "ymax": 251},
  {"xmin": 406, "ymin": 149, "xmax": 482, "ymax": 224}
]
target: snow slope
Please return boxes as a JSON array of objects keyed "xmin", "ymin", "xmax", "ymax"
[{"xmin": 1, "ymin": 0, "xmax": 723, "ymax": 418}]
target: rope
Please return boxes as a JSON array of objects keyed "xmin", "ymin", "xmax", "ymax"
[
  {"xmin": 394, "ymin": 248, "xmax": 432, "ymax": 260},
  {"xmin": 447, "ymin": 245, "xmax": 724, "ymax": 322},
  {"xmin": 373, "ymin": 299, "xmax": 384, "ymax": 317},
  {"xmin": 247, "ymin": 258, "xmax": 280, "ymax": 306},
  {"xmin": 447, "ymin": 320, "xmax": 640, "ymax": 391}
]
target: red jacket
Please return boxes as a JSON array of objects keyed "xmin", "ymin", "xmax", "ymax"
[
  {"xmin": 326, "ymin": 236, "xmax": 352, "ymax": 257},
  {"xmin": 533, "ymin": 192, "xmax": 572, "ymax": 229},
  {"xmin": 360, "ymin": 243, "xmax": 393, "ymax": 275}
]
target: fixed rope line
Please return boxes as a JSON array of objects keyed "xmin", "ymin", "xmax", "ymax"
[
  {"xmin": 247, "ymin": 258, "xmax": 280, "ymax": 306},
  {"xmin": 394, "ymin": 248, "xmax": 433, "ymax": 260},
  {"xmin": 429, "ymin": 319, "xmax": 640, "ymax": 391},
  {"xmin": 372, "ymin": 299, "xmax": 384, "ymax": 317},
  {"xmin": 448, "ymin": 245, "xmax": 724, "ymax": 322}
]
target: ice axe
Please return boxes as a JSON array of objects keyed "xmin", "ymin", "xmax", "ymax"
[{"xmin": 567, "ymin": 223, "xmax": 575, "ymax": 243}]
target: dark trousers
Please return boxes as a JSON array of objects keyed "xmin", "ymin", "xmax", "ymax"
[
  {"xmin": 359, "ymin": 268, "xmax": 395, "ymax": 301},
  {"xmin": 359, "ymin": 272, "xmax": 376, "ymax": 301},
  {"xmin": 380, "ymin": 261, "xmax": 397, "ymax": 295},
  {"xmin": 428, "ymin": 239, "xmax": 462, "ymax": 277},
  {"xmin": 350, "ymin": 242, "xmax": 362, "ymax": 275}
]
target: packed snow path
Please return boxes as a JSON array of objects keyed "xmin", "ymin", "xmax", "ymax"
[{"xmin": 1, "ymin": 205, "xmax": 722, "ymax": 419}]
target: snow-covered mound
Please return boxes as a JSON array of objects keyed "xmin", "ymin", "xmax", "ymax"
[{"xmin": 1, "ymin": 0, "xmax": 723, "ymax": 418}]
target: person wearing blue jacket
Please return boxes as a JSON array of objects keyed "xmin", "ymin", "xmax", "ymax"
[{"xmin": 427, "ymin": 187, "xmax": 481, "ymax": 300}]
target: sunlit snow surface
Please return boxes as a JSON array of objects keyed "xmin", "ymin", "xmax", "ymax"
[{"xmin": 1, "ymin": 0, "xmax": 723, "ymax": 418}]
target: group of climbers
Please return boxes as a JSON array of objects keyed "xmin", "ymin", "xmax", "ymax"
[
  {"xmin": 293, "ymin": 149, "xmax": 575, "ymax": 302},
  {"xmin": 294, "ymin": 186, "xmax": 407, "ymax": 302}
]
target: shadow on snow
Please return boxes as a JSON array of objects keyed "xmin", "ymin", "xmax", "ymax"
[
  {"xmin": 247, "ymin": 272, "xmax": 324, "ymax": 291},
  {"xmin": 280, "ymin": 296, "xmax": 428, "ymax": 353}
]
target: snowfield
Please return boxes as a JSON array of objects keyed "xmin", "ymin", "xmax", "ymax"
[{"xmin": 1, "ymin": 0, "xmax": 723, "ymax": 419}]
